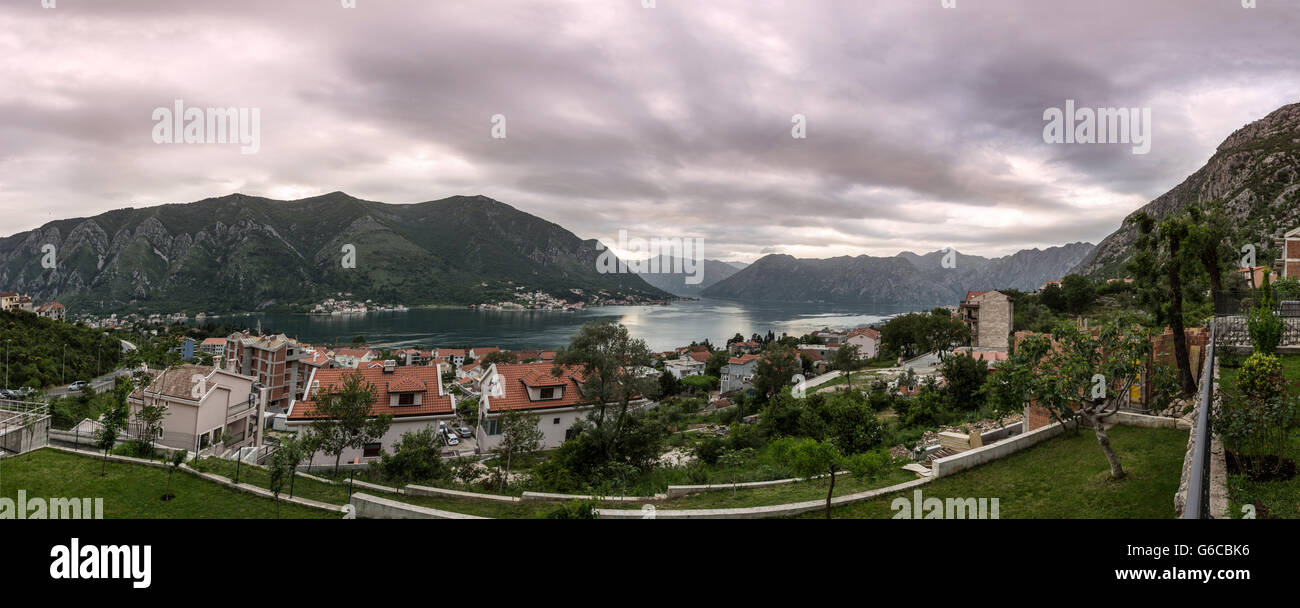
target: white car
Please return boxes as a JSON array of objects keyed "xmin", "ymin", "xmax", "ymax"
[
  {"xmin": 444, "ymin": 432, "xmax": 460, "ymax": 447},
  {"xmin": 67, "ymin": 381, "xmax": 89, "ymax": 391}
]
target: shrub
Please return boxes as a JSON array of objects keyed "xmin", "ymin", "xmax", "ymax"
[
  {"xmin": 546, "ymin": 500, "xmax": 599, "ymax": 519},
  {"xmin": 1247, "ymin": 273, "xmax": 1284, "ymax": 354},
  {"xmin": 1236, "ymin": 353, "xmax": 1286, "ymax": 403},
  {"xmin": 378, "ymin": 428, "xmax": 451, "ymax": 484}
]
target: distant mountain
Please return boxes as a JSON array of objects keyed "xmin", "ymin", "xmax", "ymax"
[
  {"xmin": 700, "ymin": 243, "xmax": 1095, "ymax": 307},
  {"xmin": 1073, "ymin": 102, "xmax": 1300, "ymax": 277},
  {"xmin": 633, "ymin": 257, "xmax": 743, "ymax": 297},
  {"xmin": 723, "ymin": 261, "xmax": 750, "ymax": 271},
  {"xmin": 0, "ymin": 192, "xmax": 672, "ymax": 314}
]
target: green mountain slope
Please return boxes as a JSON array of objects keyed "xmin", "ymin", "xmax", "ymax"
[{"xmin": 0, "ymin": 192, "xmax": 670, "ymax": 314}]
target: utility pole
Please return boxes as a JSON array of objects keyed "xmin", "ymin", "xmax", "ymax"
[
  {"xmin": 4, "ymin": 339, "xmax": 10, "ymax": 390},
  {"xmin": 62, "ymin": 343, "xmax": 67, "ymax": 385}
]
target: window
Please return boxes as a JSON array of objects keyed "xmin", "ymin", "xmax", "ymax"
[
  {"xmin": 483, "ymin": 418, "xmax": 502, "ymax": 436},
  {"xmin": 553, "ymin": 417, "xmax": 561, "ymax": 424},
  {"xmin": 363, "ymin": 443, "xmax": 382, "ymax": 458},
  {"xmin": 540, "ymin": 387, "xmax": 556, "ymax": 399},
  {"xmin": 397, "ymin": 393, "xmax": 415, "ymax": 406}
]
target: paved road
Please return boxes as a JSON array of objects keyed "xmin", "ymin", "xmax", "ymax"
[{"xmin": 44, "ymin": 368, "xmax": 132, "ymax": 398}]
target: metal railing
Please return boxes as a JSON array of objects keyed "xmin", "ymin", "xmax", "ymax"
[{"xmin": 1182, "ymin": 320, "xmax": 1216, "ymax": 519}]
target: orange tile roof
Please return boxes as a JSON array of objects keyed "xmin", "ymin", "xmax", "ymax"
[
  {"xmin": 483, "ymin": 363, "xmax": 587, "ymax": 412},
  {"xmin": 289, "ymin": 366, "xmax": 453, "ymax": 420},
  {"xmin": 688, "ymin": 351, "xmax": 712, "ymax": 363},
  {"xmin": 728, "ymin": 354, "xmax": 760, "ymax": 365},
  {"xmin": 847, "ymin": 327, "xmax": 880, "ymax": 339},
  {"xmin": 200, "ymin": 337, "xmax": 227, "ymax": 346}
]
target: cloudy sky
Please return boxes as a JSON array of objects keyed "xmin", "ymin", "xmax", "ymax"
[{"xmin": 2, "ymin": 0, "xmax": 1298, "ymax": 262}]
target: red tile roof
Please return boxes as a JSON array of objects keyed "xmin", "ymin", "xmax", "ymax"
[
  {"xmin": 289, "ymin": 367, "xmax": 453, "ymax": 420},
  {"xmin": 482, "ymin": 363, "xmax": 587, "ymax": 412},
  {"xmin": 200, "ymin": 337, "xmax": 227, "ymax": 346},
  {"xmin": 847, "ymin": 327, "xmax": 880, "ymax": 340},
  {"xmin": 964, "ymin": 291, "xmax": 988, "ymax": 302},
  {"xmin": 728, "ymin": 354, "xmax": 760, "ymax": 365},
  {"xmin": 688, "ymin": 351, "xmax": 712, "ymax": 363}
]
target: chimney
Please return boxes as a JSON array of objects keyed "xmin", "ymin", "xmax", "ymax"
[{"xmin": 382, "ymin": 360, "xmax": 396, "ymax": 374}]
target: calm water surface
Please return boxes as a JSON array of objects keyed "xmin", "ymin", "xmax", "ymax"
[{"xmin": 193, "ymin": 298, "xmax": 926, "ymax": 352}]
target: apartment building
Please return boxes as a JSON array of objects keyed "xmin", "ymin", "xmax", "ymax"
[
  {"xmin": 959, "ymin": 290, "xmax": 1014, "ymax": 349},
  {"xmin": 224, "ymin": 332, "xmax": 314, "ymax": 411}
]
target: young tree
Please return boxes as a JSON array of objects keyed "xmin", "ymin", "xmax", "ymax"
[
  {"xmin": 831, "ymin": 343, "xmax": 863, "ymax": 390},
  {"xmin": 378, "ymin": 427, "xmax": 451, "ymax": 484},
  {"xmin": 306, "ymin": 370, "xmax": 393, "ymax": 476},
  {"xmin": 779, "ymin": 438, "xmax": 844, "ymax": 519},
  {"xmin": 718, "ymin": 447, "xmax": 755, "ymax": 497},
  {"xmin": 132, "ymin": 401, "xmax": 168, "ymax": 458},
  {"xmin": 996, "ymin": 323, "xmax": 1150, "ymax": 479},
  {"xmin": 163, "ymin": 449, "xmax": 185, "ymax": 501},
  {"xmin": 276, "ymin": 433, "xmax": 310, "ymax": 499},
  {"xmin": 704, "ymin": 350, "xmax": 730, "ymax": 379},
  {"xmin": 267, "ymin": 446, "xmax": 293, "ymax": 518},
  {"xmin": 493, "ymin": 410, "xmax": 545, "ymax": 491}
]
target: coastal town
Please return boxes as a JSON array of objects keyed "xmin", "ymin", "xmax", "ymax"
[{"xmin": 4, "ymin": 223, "xmax": 1297, "ymax": 524}]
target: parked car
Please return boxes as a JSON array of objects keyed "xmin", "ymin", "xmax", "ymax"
[
  {"xmin": 0, "ymin": 389, "xmax": 14, "ymax": 399},
  {"xmin": 67, "ymin": 381, "xmax": 89, "ymax": 391},
  {"xmin": 13, "ymin": 387, "xmax": 35, "ymax": 397},
  {"xmin": 456, "ymin": 425, "xmax": 473, "ymax": 438},
  {"xmin": 444, "ymin": 432, "xmax": 460, "ymax": 446}
]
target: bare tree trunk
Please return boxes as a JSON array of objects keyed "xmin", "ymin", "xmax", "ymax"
[
  {"xmin": 825, "ymin": 468, "xmax": 836, "ymax": 520},
  {"xmin": 1168, "ymin": 238, "xmax": 1197, "ymax": 395},
  {"xmin": 1089, "ymin": 413, "xmax": 1126, "ymax": 480}
]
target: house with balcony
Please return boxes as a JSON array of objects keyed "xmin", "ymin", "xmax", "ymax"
[
  {"xmin": 224, "ymin": 332, "xmax": 316, "ymax": 411},
  {"xmin": 286, "ymin": 360, "xmax": 457, "ymax": 464},
  {"xmin": 199, "ymin": 337, "xmax": 227, "ymax": 359},
  {"xmin": 1275, "ymin": 226, "xmax": 1300, "ymax": 279},
  {"xmin": 330, "ymin": 347, "xmax": 377, "ymax": 369},
  {"xmin": 721, "ymin": 354, "xmax": 761, "ymax": 393},
  {"xmin": 127, "ymin": 364, "xmax": 264, "ymax": 456}
]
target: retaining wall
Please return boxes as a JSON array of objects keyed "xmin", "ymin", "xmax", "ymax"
[{"xmin": 350, "ymin": 492, "xmax": 487, "ymax": 519}]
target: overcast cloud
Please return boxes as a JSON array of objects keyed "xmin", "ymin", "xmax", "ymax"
[{"xmin": 2, "ymin": 0, "xmax": 1298, "ymax": 261}]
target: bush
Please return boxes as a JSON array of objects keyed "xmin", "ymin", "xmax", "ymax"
[
  {"xmin": 1236, "ymin": 353, "xmax": 1286, "ymax": 403},
  {"xmin": 546, "ymin": 500, "xmax": 599, "ymax": 519},
  {"xmin": 378, "ymin": 428, "xmax": 451, "ymax": 484},
  {"xmin": 1248, "ymin": 274, "xmax": 1284, "ymax": 354}
]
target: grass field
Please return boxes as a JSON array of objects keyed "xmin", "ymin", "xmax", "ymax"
[
  {"xmin": 0, "ymin": 449, "xmax": 336, "ymax": 519},
  {"xmin": 797, "ymin": 425, "xmax": 1188, "ymax": 519}
]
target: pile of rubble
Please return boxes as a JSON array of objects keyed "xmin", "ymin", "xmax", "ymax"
[
  {"xmin": 915, "ymin": 414, "xmax": 1024, "ymax": 448},
  {"xmin": 1154, "ymin": 397, "xmax": 1197, "ymax": 418}
]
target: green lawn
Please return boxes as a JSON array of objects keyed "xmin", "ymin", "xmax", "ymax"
[
  {"xmin": 799, "ymin": 425, "xmax": 1188, "ymax": 519},
  {"xmin": 1218, "ymin": 353, "xmax": 1300, "ymax": 519},
  {"xmin": 0, "ymin": 449, "xmax": 336, "ymax": 519},
  {"xmin": 660, "ymin": 466, "xmax": 917, "ymax": 510}
]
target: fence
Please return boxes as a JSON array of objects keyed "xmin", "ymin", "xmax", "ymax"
[
  {"xmin": 0, "ymin": 399, "xmax": 51, "ymax": 455},
  {"xmin": 1181, "ymin": 321, "xmax": 1216, "ymax": 519}
]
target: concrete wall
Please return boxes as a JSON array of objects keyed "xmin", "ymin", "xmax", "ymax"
[
  {"xmin": 350, "ymin": 492, "xmax": 486, "ymax": 519},
  {"xmin": 931, "ymin": 419, "xmax": 1073, "ymax": 478},
  {"xmin": 597, "ymin": 477, "xmax": 933, "ymax": 519}
]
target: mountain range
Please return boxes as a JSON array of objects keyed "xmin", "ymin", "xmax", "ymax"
[
  {"xmin": 699, "ymin": 243, "xmax": 1095, "ymax": 307},
  {"xmin": 0, "ymin": 192, "xmax": 671, "ymax": 314}
]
